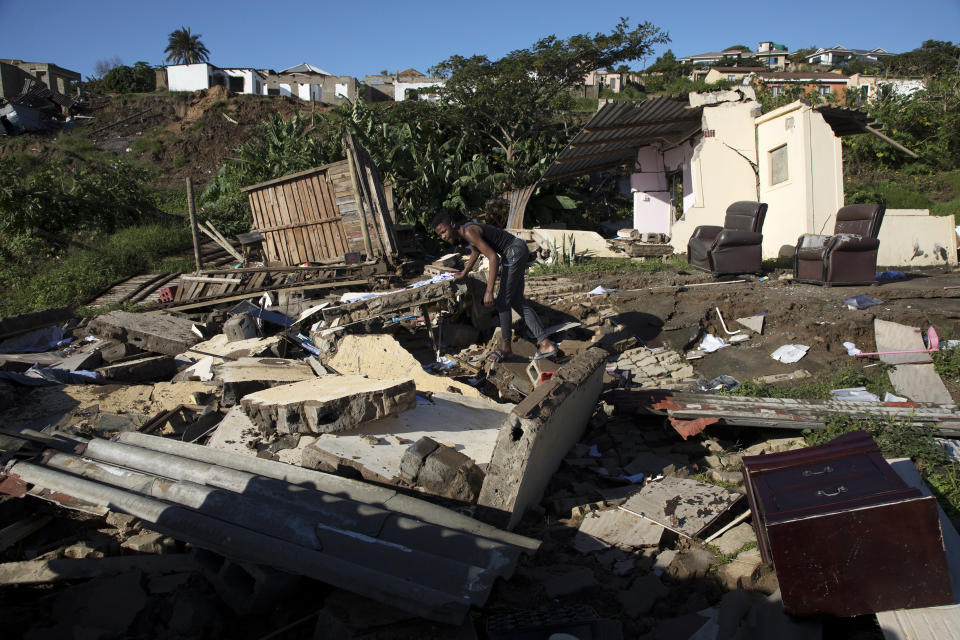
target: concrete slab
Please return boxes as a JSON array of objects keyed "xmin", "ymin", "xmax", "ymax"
[
  {"xmin": 301, "ymin": 393, "xmax": 511, "ymax": 484},
  {"xmin": 97, "ymin": 355, "xmax": 176, "ymax": 383},
  {"xmin": 477, "ymin": 347, "xmax": 607, "ymax": 530},
  {"xmin": 88, "ymin": 311, "xmax": 200, "ymax": 356},
  {"xmin": 182, "ymin": 334, "xmax": 282, "ymax": 364},
  {"xmin": 206, "ymin": 406, "xmax": 263, "ymax": 458},
  {"xmin": 241, "ymin": 375, "xmax": 416, "ymax": 435},
  {"xmin": 620, "ymin": 476, "xmax": 743, "ymax": 539},
  {"xmin": 713, "ymin": 522, "xmax": 757, "ymax": 556},
  {"xmin": 573, "ymin": 508, "xmax": 664, "ymax": 553},
  {"xmin": 328, "ymin": 334, "xmax": 481, "ymax": 398},
  {"xmin": 214, "ymin": 357, "xmax": 316, "ymax": 406}
]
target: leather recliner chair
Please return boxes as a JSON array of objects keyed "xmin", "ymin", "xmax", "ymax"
[
  {"xmin": 687, "ymin": 201, "xmax": 768, "ymax": 275},
  {"xmin": 793, "ymin": 203, "xmax": 885, "ymax": 286}
]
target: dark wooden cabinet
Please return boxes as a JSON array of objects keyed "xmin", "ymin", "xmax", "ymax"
[{"xmin": 742, "ymin": 431, "xmax": 954, "ymax": 617}]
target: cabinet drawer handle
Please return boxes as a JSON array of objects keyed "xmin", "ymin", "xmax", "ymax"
[
  {"xmin": 816, "ymin": 486, "xmax": 847, "ymax": 498},
  {"xmin": 802, "ymin": 466, "xmax": 833, "ymax": 477}
]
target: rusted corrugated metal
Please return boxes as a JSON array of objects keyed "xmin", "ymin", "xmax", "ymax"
[{"xmin": 540, "ymin": 98, "xmax": 702, "ymax": 183}]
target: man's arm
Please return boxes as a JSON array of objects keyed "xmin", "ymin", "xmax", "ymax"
[
  {"xmin": 455, "ymin": 248, "xmax": 481, "ymax": 280},
  {"xmin": 461, "ymin": 226, "xmax": 499, "ymax": 306}
]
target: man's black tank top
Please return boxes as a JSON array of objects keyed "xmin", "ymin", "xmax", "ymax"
[{"xmin": 460, "ymin": 221, "xmax": 517, "ymax": 256}]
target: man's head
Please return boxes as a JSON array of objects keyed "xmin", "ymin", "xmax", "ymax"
[{"xmin": 431, "ymin": 210, "xmax": 460, "ymax": 244}]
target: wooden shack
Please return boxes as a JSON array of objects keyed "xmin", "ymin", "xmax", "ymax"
[{"xmin": 240, "ymin": 134, "xmax": 398, "ymax": 266}]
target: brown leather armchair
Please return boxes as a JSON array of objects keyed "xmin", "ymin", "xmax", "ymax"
[
  {"xmin": 793, "ymin": 203, "xmax": 885, "ymax": 286},
  {"xmin": 687, "ymin": 201, "xmax": 768, "ymax": 275}
]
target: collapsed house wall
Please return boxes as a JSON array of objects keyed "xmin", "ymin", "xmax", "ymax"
[{"xmin": 477, "ymin": 347, "xmax": 608, "ymax": 530}]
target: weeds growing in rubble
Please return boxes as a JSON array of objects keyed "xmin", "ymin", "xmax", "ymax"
[
  {"xmin": 804, "ymin": 415, "xmax": 960, "ymax": 527},
  {"xmin": 933, "ymin": 346, "xmax": 960, "ymax": 381},
  {"xmin": 0, "ymin": 223, "xmax": 191, "ymax": 316},
  {"xmin": 728, "ymin": 364, "xmax": 895, "ymax": 400}
]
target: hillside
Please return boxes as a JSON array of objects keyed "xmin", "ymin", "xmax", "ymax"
[{"xmin": 1, "ymin": 86, "xmax": 330, "ymax": 192}]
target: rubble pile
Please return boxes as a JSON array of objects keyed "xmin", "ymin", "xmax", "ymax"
[{"xmin": 1, "ymin": 258, "xmax": 959, "ymax": 639}]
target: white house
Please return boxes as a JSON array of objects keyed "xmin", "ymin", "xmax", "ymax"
[{"xmin": 165, "ymin": 63, "xmax": 265, "ymax": 95}]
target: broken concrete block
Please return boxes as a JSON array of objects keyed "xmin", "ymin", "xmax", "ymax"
[
  {"xmin": 619, "ymin": 573, "xmax": 668, "ymax": 618},
  {"xmin": 88, "ymin": 310, "xmax": 201, "ymax": 356},
  {"xmin": 713, "ymin": 523, "xmax": 757, "ymax": 557},
  {"xmin": 97, "ymin": 354, "xmax": 177, "ymax": 383},
  {"xmin": 214, "ymin": 357, "xmax": 315, "ymax": 406},
  {"xmin": 51, "ymin": 342, "xmax": 103, "ymax": 372},
  {"xmin": 206, "ymin": 405, "xmax": 263, "ymax": 457},
  {"xmin": 477, "ymin": 348, "xmax": 607, "ymax": 530},
  {"xmin": 300, "ymin": 392, "xmax": 510, "ymax": 486},
  {"xmin": 667, "ymin": 547, "xmax": 717, "ymax": 580},
  {"xmin": 121, "ymin": 531, "xmax": 168, "ymax": 554},
  {"xmin": 223, "ymin": 314, "xmax": 259, "ymax": 342},
  {"xmin": 716, "ymin": 548, "xmax": 764, "ymax": 591},
  {"xmin": 399, "ymin": 436, "xmax": 440, "ymax": 482},
  {"xmin": 328, "ymin": 334, "xmax": 480, "ymax": 398},
  {"xmin": 183, "ymin": 333, "xmax": 282, "ymax": 365},
  {"xmin": 106, "ymin": 512, "xmax": 140, "ymax": 535},
  {"xmin": 573, "ymin": 508, "xmax": 664, "ymax": 553},
  {"xmin": 418, "ymin": 444, "xmax": 485, "ymax": 502},
  {"xmin": 241, "ymin": 375, "xmax": 416, "ymax": 435},
  {"xmin": 97, "ymin": 339, "xmax": 147, "ymax": 363}
]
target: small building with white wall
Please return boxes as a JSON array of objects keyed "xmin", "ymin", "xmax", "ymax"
[
  {"xmin": 165, "ymin": 63, "xmax": 265, "ymax": 95},
  {"xmin": 519, "ymin": 93, "xmax": 956, "ymax": 268}
]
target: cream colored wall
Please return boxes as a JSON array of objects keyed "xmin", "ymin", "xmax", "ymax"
[
  {"xmin": 670, "ymin": 101, "xmax": 759, "ymax": 254},
  {"xmin": 755, "ymin": 103, "xmax": 843, "ymax": 258},
  {"xmin": 877, "ymin": 210, "xmax": 958, "ymax": 266}
]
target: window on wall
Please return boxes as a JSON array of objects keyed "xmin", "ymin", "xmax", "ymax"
[
  {"xmin": 770, "ymin": 145, "xmax": 788, "ymax": 185},
  {"xmin": 818, "ymin": 85, "xmax": 832, "ymax": 97},
  {"xmin": 228, "ymin": 76, "xmax": 243, "ymax": 92},
  {"xmin": 770, "ymin": 85, "xmax": 783, "ymax": 97}
]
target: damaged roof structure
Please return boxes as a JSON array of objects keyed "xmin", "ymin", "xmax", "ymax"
[{"xmin": 1, "ymin": 122, "xmax": 960, "ymax": 638}]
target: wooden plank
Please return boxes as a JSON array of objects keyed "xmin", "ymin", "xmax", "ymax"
[
  {"xmin": 165, "ymin": 279, "xmax": 370, "ymax": 312},
  {"xmin": 0, "ymin": 515, "xmax": 52, "ymax": 553},
  {"xmin": 318, "ymin": 173, "xmax": 349, "ymax": 257},
  {"xmin": 314, "ymin": 174, "xmax": 343, "ymax": 258},
  {"xmin": 288, "ymin": 179, "xmax": 315, "ymax": 262},
  {"xmin": 276, "ymin": 183, "xmax": 302, "ymax": 265},
  {"xmin": 267, "ymin": 187, "xmax": 292, "ymax": 265},
  {"xmin": 252, "ymin": 190, "xmax": 278, "ymax": 264},
  {"xmin": 181, "ymin": 276, "xmax": 242, "ymax": 284},
  {"xmin": 293, "ymin": 175, "xmax": 322, "ymax": 260},
  {"xmin": 298, "ymin": 175, "xmax": 327, "ymax": 261}
]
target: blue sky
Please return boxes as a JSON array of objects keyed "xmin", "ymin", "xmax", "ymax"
[{"xmin": 1, "ymin": 0, "xmax": 957, "ymax": 80}]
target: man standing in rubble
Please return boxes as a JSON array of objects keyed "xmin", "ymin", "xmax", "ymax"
[{"xmin": 432, "ymin": 211, "xmax": 558, "ymax": 363}]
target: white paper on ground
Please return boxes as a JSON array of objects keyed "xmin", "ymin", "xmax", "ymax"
[
  {"xmin": 830, "ymin": 387, "xmax": 880, "ymax": 402},
  {"xmin": 589, "ymin": 286, "xmax": 616, "ymax": 295},
  {"xmin": 771, "ymin": 344, "xmax": 809, "ymax": 363},
  {"xmin": 699, "ymin": 334, "xmax": 729, "ymax": 353},
  {"xmin": 842, "ymin": 341, "xmax": 862, "ymax": 356},
  {"xmin": 883, "ymin": 392, "xmax": 908, "ymax": 402}
]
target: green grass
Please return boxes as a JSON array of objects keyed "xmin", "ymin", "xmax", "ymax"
[
  {"xmin": 571, "ymin": 97, "xmax": 599, "ymax": 113},
  {"xmin": 934, "ymin": 347, "xmax": 960, "ymax": 381},
  {"xmin": 0, "ymin": 223, "xmax": 192, "ymax": 316},
  {"xmin": 528, "ymin": 255, "xmax": 687, "ymax": 277},
  {"xmin": 52, "ymin": 136, "xmax": 102, "ymax": 163},
  {"xmin": 727, "ymin": 364, "xmax": 895, "ymax": 400},
  {"xmin": 150, "ymin": 186, "xmax": 188, "ymax": 216},
  {"xmin": 761, "ymin": 255, "xmax": 792, "ymax": 271}
]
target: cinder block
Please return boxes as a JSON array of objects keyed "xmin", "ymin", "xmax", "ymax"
[
  {"xmin": 192, "ymin": 548, "xmax": 301, "ymax": 614},
  {"xmin": 224, "ymin": 314, "xmax": 259, "ymax": 342},
  {"xmin": 419, "ymin": 444, "xmax": 485, "ymax": 503},
  {"xmin": 399, "ymin": 436, "xmax": 440, "ymax": 482}
]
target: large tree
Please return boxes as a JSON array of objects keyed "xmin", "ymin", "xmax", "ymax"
[
  {"xmin": 431, "ymin": 18, "xmax": 669, "ymax": 179},
  {"xmin": 164, "ymin": 26, "xmax": 210, "ymax": 65}
]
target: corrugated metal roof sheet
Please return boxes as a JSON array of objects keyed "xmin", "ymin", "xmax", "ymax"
[
  {"xmin": 814, "ymin": 104, "xmax": 875, "ymax": 136},
  {"xmin": 540, "ymin": 98, "xmax": 702, "ymax": 182}
]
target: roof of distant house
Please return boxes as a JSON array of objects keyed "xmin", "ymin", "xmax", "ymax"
[
  {"xmin": 397, "ymin": 68, "xmax": 426, "ymax": 78},
  {"xmin": 709, "ymin": 66, "xmax": 766, "ymax": 73},
  {"xmin": 755, "ymin": 71, "xmax": 850, "ymax": 81},
  {"xmin": 280, "ymin": 62, "xmax": 333, "ymax": 75}
]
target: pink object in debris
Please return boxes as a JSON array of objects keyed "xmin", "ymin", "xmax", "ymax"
[{"xmin": 855, "ymin": 326, "xmax": 940, "ymax": 357}]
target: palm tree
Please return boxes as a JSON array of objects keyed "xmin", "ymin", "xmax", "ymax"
[{"xmin": 164, "ymin": 27, "xmax": 210, "ymax": 65}]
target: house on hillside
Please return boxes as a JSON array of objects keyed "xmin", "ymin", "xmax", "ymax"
[
  {"xmin": 680, "ymin": 41, "xmax": 791, "ymax": 70},
  {"xmin": 0, "ymin": 59, "xmax": 80, "ymax": 97},
  {"xmin": 701, "ymin": 66, "xmax": 766, "ymax": 85},
  {"xmin": 846, "ymin": 74, "xmax": 925, "ymax": 102},
  {"xmin": 750, "ymin": 70, "xmax": 850, "ymax": 99},
  {"xmin": 261, "ymin": 63, "xmax": 358, "ymax": 104},
  {"xmin": 363, "ymin": 69, "xmax": 445, "ymax": 102},
  {"xmin": 806, "ymin": 46, "xmax": 894, "ymax": 67},
  {"xmin": 165, "ymin": 63, "xmax": 265, "ymax": 95}
]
